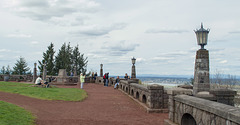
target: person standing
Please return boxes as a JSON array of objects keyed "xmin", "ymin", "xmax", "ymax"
[
  {"xmin": 105, "ymin": 73, "xmax": 109, "ymax": 86},
  {"xmin": 94, "ymin": 72, "xmax": 97, "ymax": 80},
  {"xmin": 80, "ymin": 73, "xmax": 85, "ymax": 89}
]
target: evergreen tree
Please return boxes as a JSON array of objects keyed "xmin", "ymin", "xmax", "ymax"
[
  {"xmin": 72, "ymin": 45, "xmax": 88, "ymax": 75},
  {"xmin": 55, "ymin": 42, "xmax": 72, "ymax": 75},
  {"xmin": 0, "ymin": 66, "xmax": 5, "ymax": 74},
  {"xmin": 38, "ymin": 43, "xmax": 55, "ymax": 75},
  {"xmin": 6, "ymin": 65, "xmax": 11, "ymax": 75},
  {"xmin": 12, "ymin": 57, "xmax": 30, "ymax": 75}
]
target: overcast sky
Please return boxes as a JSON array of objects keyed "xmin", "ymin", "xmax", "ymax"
[{"xmin": 0, "ymin": 0, "xmax": 240, "ymax": 77}]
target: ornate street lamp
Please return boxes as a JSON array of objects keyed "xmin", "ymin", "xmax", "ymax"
[
  {"xmin": 131, "ymin": 57, "xmax": 136, "ymax": 78},
  {"xmin": 194, "ymin": 23, "xmax": 210, "ymax": 49},
  {"xmin": 100, "ymin": 64, "xmax": 103, "ymax": 69},
  {"xmin": 132, "ymin": 57, "xmax": 136, "ymax": 65}
]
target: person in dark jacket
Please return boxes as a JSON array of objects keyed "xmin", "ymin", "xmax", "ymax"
[
  {"xmin": 105, "ymin": 73, "xmax": 109, "ymax": 86},
  {"xmin": 114, "ymin": 76, "xmax": 120, "ymax": 89},
  {"xmin": 124, "ymin": 73, "xmax": 128, "ymax": 80}
]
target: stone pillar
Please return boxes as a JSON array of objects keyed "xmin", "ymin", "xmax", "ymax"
[
  {"xmin": 74, "ymin": 66, "xmax": 77, "ymax": 76},
  {"xmin": 193, "ymin": 49, "xmax": 210, "ymax": 95},
  {"xmin": 42, "ymin": 63, "xmax": 47, "ymax": 81},
  {"xmin": 131, "ymin": 65, "xmax": 136, "ymax": 79},
  {"xmin": 33, "ymin": 63, "xmax": 37, "ymax": 83},
  {"xmin": 100, "ymin": 64, "xmax": 103, "ymax": 77}
]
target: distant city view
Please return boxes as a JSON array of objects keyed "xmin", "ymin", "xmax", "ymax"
[{"xmin": 138, "ymin": 77, "xmax": 190, "ymax": 84}]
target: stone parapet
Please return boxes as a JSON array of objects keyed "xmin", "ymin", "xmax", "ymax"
[
  {"xmin": 119, "ymin": 80, "xmax": 168, "ymax": 113},
  {"xmin": 173, "ymin": 95, "xmax": 240, "ymax": 124}
]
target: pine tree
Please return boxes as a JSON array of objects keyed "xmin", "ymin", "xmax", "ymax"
[
  {"xmin": 38, "ymin": 43, "xmax": 55, "ymax": 75},
  {"xmin": 72, "ymin": 45, "xmax": 88, "ymax": 75},
  {"xmin": 6, "ymin": 65, "xmax": 11, "ymax": 75},
  {"xmin": 55, "ymin": 42, "xmax": 72, "ymax": 75},
  {"xmin": 12, "ymin": 57, "xmax": 30, "ymax": 75},
  {"xmin": 0, "ymin": 66, "xmax": 5, "ymax": 74}
]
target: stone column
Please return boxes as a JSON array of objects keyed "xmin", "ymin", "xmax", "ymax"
[
  {"xmin": 131, "ymin": 65, "xmax": 136, "ymax": 79},
  {"xmin": 74, "ymin": 66, "xmax": 77, "ymax": 76},
  {"xmin": 100, "ymin": 64, "xmax": 103, "ymax": 77},
  {"xmin": 193, "ymin": 49, "xmax": 210, "ymax": 95},
  {"xmin": 43, "ymin": 63, "xmax": 47, "ymax": 81},
  {"xmin": 33, "ymin": 63, "xmax": 37, "ymax": 83}
]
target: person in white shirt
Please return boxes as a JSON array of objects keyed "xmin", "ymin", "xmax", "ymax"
[{"xmin": 35, "ymin": 75, "xmax": 43, "ymax": 85}]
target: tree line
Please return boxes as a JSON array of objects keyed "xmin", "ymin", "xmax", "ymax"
[{"xmin": 0, "ymin": 42, "xmax": 88, "ymax": 76}]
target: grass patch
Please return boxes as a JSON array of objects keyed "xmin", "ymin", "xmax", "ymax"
[
  {"xmin": 0, "ymin": 82, "xmax": 87, "ymax": 101},
  {"xmin": 0, "ymin": 101, "xmax": 35, "ymax": 125}
]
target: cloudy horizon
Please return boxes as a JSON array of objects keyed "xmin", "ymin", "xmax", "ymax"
[{"xmin": 0, "ymin": 0, "xmax": 240, "ymax": 77}]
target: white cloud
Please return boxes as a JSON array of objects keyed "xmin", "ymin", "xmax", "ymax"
[
  {"xmin": 4, "ymin": 0, "xmax": 100, "ymax": 21},
  {"xmin": 69, "ymin": 23, "xmax": 127, "ymax": 36},
  {"xmin": 101, "ymin": 41, "xmax": 139, "ymax": 56},
  {"xmin": 0, "ymin": 49, "xmax": 11, "ymax": 52},
  {"xmin": 145, "ymin": 28, "xmax": 188, "ymax": 34},
  {"xmin": 219, "ymin": 60, "xmax": 228, "ymax": 64},
  {"xmin": 7, "ymin": 34, "xmax": 31, "ymax": 38},
  {"xmin": 30, "ymin": 41, "xmax": 39, "ymax": 45}
]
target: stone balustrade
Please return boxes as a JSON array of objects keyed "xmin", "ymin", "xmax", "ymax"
[
  {"xmin": 0, "ymin": 74, "xmax": 32, "ymax": 82},
  {"xmin": 119, "ymin": 79, "xmax": 168, "ymax": 113},
  {"xmin": 165, "ymin": 94, "xmax": 240, "ymax": 125}
]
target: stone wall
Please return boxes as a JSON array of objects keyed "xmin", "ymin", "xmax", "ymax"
[
  {"xmin": 165, "ymin": 94, "xmax": 240, "ymax": 125},
  {"xmin": 119, "ymin": 80, "xmax": 168, "ymax": 113},
  {"xmin": 210, "ymin": 88, "xmax": 237, "ymax": 106},
  {"xmin": 0, "ymin": 75, "xmax": 33, "ymax": 82}
]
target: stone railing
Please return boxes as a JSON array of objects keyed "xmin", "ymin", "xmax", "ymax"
[
  {"xmin": 0, "ymin": 74, "xmax": 33, "ymax": 82},
  {"xmin": 165, "ymin": 94, "xmax": 240, "ymax": 125},
  {"xmin": 119, "ymin": 80, "xmax": 168, "ymax": 113}
]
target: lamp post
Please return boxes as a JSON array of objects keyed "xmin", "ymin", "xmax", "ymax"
[
  {"xmin": 131, "ymin": 57, "xmax": 136, "ymax": 79},
  {"xmin": 100, "ymin": 64, "xmax": 103, "ymax": 77},
  {"xmin": 193, "ymin": 23, "xmax": 210, "ymax": 95},
  {"xmin": 194, "ymin": 23, "xmax": 210, "ymax": 49}
]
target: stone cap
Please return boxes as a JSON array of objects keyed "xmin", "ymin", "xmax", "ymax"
[
  {"xmin": 130, "ymin": 83, "xmax": 148, "ymax": 91},
  {"xmin": 177, "ymin": 85, "xmax": 193, "ymax": 89},
  {"xmin": 147, "ymin": 84, "xmax": 163, "ymax": 90},
  {"xmin": 195, "ymin": 92, "xmax": 216, "ymax": 101},
  {"xmin": 167, "ymin": 88, "xmax": 193, "ymax": 96},
  {"xmin": 210, "ymin": 88, "xmax": 237, "ymax": 96}
]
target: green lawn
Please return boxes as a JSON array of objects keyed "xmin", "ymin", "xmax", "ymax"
[
  {"xmin": 0, "ymin": 82, "xmax": 87, "ymax": 101},
  {"xmin": 0, "ymin": 101, "xmax": 35, "ymax": 125}
]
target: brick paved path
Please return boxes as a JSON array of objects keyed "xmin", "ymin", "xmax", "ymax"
[{"xmin": 0, "ymin": 83, "xmax": 168, "ymax": 125}]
